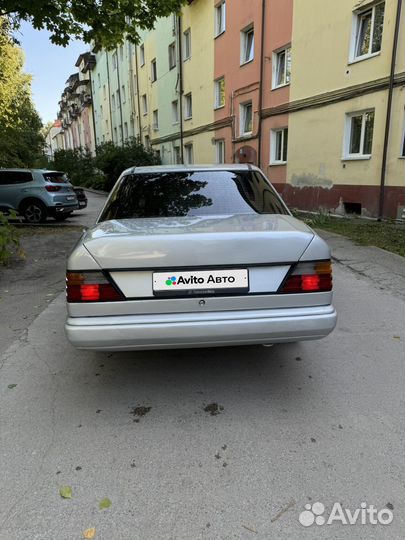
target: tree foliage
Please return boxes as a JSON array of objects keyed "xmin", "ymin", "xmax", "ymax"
[
  {"xmin": 0, "ymin": 0, "xmax": 187, "ymax": 48},
  {"xmin": 0, "ymin": 18, "xmax": 44, "ymax": 166}
]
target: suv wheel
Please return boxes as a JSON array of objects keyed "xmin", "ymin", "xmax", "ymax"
[{"xmin": 21, "ymin": 201, "xmax": 47, "ymax": 223}]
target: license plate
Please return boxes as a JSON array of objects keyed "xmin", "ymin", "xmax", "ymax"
[
  {"xmin": 153, "ymin": 269, "xmax": 249, "ymax": 295},
  {"xmin": 66, "ymin": 195, "xmax": 75, "ymax": 200}
]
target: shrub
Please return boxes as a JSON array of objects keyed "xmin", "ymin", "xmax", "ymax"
[
  {"xmin": 0, "ymin": 211, "xmax": 20, "ymax": 265},
  {"xmin": 49, "ymin": 147, "xmax": 104, "ymax": 188},
  {"xmin": 94, "ymin": 138, "xmax": 161, "ymax": 192}
]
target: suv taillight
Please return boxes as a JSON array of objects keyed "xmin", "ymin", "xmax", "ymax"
[
  {"xmin": 66, "ymin": 272, "xmax": 123, "ymax": 302},
  {"xmin": 280, "ymin": 261, "xmax": 332, "ymax": 293},
  {"xmin": 45, "ymin": 185, "xmax": 61, "ymax": 192}
]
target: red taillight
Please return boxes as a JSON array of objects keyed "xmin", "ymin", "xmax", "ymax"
[
  {"xmin": 45, "ymin": 185, "xmax": 61, "ymax": 192},
  {"xmin": 66, "ymin": 272, "xmax": 123, "ymax": 302},
  {"xmin": 280, "ymin": 261, "xmax": 332, "ymax": 293}
]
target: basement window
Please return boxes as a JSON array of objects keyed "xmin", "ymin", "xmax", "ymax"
[{"xmin": 343, "ymin": 202, "xmax": 362, "ymax": 215}]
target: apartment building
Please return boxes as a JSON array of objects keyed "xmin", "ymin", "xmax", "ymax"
[
  {"xmin": 283, "ymin": 0, "xmax": 405, "ymax": 219},
  {"xmin": 54, "ymin": 0, "xmax": 404, "ymax": 218}
]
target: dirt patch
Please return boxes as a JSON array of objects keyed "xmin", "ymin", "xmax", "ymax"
[
  {"xmin": 130, "ymin": 406, "xmax": 152, "ymax": 422},
  {"xmin": 203, "ymin": 403, "xmax": 224, "ymax": 416}
]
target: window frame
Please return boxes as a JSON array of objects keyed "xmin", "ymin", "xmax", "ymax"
[
  {"xmin": 215, "ymin": 1, "xmax": 226, "ymax": 37},
  {"xmin": 400, "ymin": 110, "xmax": 405, "ymax": 158},
  {"xmin": 141, "ymin": 94, "xmax": 148, "ymax": 116},
  {"xmin": 151, "ymin": 58, "xmax": 157, "ymax": 83},
  {"xmin": 184, "ymin": 93, "xmax": 193, "ymax": 120},
  {"xmin": 168, "ymin": 42, "xmax": 176, "ymax": 70},
  {"xmin": 172, "ymin": 100, "xmax": 179, "ymax": 124},
  {"xmin": 214, "ymin": 77, "xmax": 225, "ymax": 109},
  {"xmin": 240, "ymin": 25, "xmax": 254, "ymax": 65},
  {"xmin": 215, "ymin": 139, "xmax": 225, "ymax": 164},
  {"xmin": 343, "ymin": 109, "xmax": 375, "ymax": 160},
  {"xmin": 139, "ymin": 44, "xmax": 145, "ymax": 66},
  {"xmin": 184, "ymin": 143, "xmax": 194, "ymax": 164},
  {"xmin": 270, "ymin": 127, "xmax": 288, "ymax": 165},
  {"xmin": 183, "ymin": 28, "xmax": 191, "ymax": 60},
  {"xmin": 350, "ymin": 1, "xmax": 385, "ymax": 63},
  {"xmin": 272, "ymin": 46, "xmax": 291, "ymax": 89},
  {"xmin": 152, "ymin": 109, "xmax": 159, "ymax": 131},
  {"xmin": 240, "ymin": 101, "xmax": 253, "ymax": 136}
]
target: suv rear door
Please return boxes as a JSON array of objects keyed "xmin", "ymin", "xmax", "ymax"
[{"xmin": 0, "ymin": 170, "xmax": 34, "ymax": 211}]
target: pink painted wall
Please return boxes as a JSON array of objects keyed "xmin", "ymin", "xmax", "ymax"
[{"xmin": 214, "ymin": 0, "xmax": 292, "ymax": 180}]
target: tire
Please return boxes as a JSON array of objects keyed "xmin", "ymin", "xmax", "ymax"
[
  {"xmin": 21, "ymin": 200, "xmax": 47, "ymax": 224},
  {"xmin": 53, "ymin": 213, "xmax": 71, "ymax": 222}
]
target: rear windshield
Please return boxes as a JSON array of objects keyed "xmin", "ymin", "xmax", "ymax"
[
  {"xmin": 98, "ymin": 170, "xmax": 288, "ymax": 221},
  {"xmin": 42, "ymin": 172, "xmax": 69, "ymax": 184}
]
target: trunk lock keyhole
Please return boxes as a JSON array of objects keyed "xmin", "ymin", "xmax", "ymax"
[{"xmin": 199, "ymin": 299, "xmax": 206, "ymax": 307}]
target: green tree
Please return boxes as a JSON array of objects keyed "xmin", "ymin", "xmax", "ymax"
[
  {"xmin": 95, "ymin": 138, "xmax": 161, "ymax": 191},
  {"xmin": 0, "ymin": 0, "xmax": 187, "ymax": 48}
]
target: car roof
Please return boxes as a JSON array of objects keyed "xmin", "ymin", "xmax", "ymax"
[
  {"xmin": 0, "ymin": 168, "xmax": 65, "ymax": 173},
  {"xmin": 122, "ymin": 164, "xmax": 261, "ymax": 175}
]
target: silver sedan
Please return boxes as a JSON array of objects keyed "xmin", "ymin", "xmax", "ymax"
[{"xmin": 65, "ymin": 165, "xmax": 336, "ymax": 351}]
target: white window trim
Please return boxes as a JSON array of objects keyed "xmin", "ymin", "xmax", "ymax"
[
  {"xmin": 184, "ymin": 143, "xmax": 194, "ymax": 164},
  {"xmin": 349, "ymin": 2, "xmax": 384, "ymax": 64},
  {"xmin": 272, "ymin": 45, "xmax": 291, "ymax": 90},
  {"xmin": 183, "ymin": 29, "xmax": 191, "ymax": 60},
  {"xmin": 168, "ymin": 42, "xmax": 176, "ymax": 70},
  {"xmin": 270, "ymin": 127, "xmax": 288, "ymax": 165},
  {"xmin": 151, "ymin": 59, "xmax": 157, "ymax": 82},
  {"xmin": 342, "ymin": 109, "xmax": 374, "ymax": 160},
  {"xmin": 215, "ymin": 1, "xmax": 226, "ymax": 38},
  {"xmin": 172, "ymin": 100, "xmax": 179, "ymax": 125},
  {"xmin": 139, "ymin": 44, "xmax": 145, "ymax": 67},
  {"xmin": 239, "ymin": 102, "xmax": 253, "ymax": 136},
  {"xmin": 184, "ymin": 93, "xmax": 192, "ymax": 120},
  {"xmin": 240, "ymin": 25, "xmax": 254, "ymax": 65},
  {"xmin": 142, "ymin": 94, "xmax": 148, "ymax": 116},
  {"xmin": 153, "ymin": 110, "xmax": 159, "ymax": 130},
  {"xmin": 214, "ymin": 77, "xmax": 225, "ymax": 110},
  {"xmin": 215, "ymin": 139, "xmax": 225, "ymax": 164}
]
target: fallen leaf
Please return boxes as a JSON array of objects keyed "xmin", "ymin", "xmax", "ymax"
[
  {"xmin": 59, "ymin": 486, "xmax": 73, "ymax": 499},
  {"xmin": 393, "ymin": 336, "xmax": 400, "ymax": 340},
  {"xmin": 7, "ymin": 384, "xmax": 17, "ymax": 389},
  {"xmin": 83, "ymin": 527, "xmax": 96, "ymax": 539},
  {"xmin": 99, "ymin": 497, "xmax": 112, "ymax": 510}
]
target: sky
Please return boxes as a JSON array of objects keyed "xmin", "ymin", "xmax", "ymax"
[{"xmin": 18, "ymin": 22, "xmax": 88, "ymax": 124}]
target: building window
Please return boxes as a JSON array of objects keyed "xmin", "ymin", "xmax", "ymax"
[
  {"xmin": 124, "ymin": 122, "xmax": 128, "ymax": 139},
  {"xmin": 172, "ymin": 100, "xmax": 179, "ymax": 124},
  {"xmin": 240, "ymin": 102, "xmax": 253, "ymax": 135},
  {"xmin": 401, "ymin": 116, "xmax": 405, "ymax": 157},
  {"xmin": 153, "ymin": 109, "xmax": 159, "ymax": 130},
  {"xmin": 270, "ymin": 128, "xmax": 288, "ymax": 164},
  {"xmin": 140, "ymin": 44, "xmax": 145, "ymax": 66},
  {"xmin": 97, "ymin": 73, "xmax": 101, "ymax": 87},
  {"xmin": 100, "ymin": 104, "xmax": 103, "ymax": 117},
  {"xmin": 173, "ymin": 145, "xmax": 181, "ymax": 164},
  {"xmin": 103, "ymin": 84, "xmax": 106, "ymax": 100},
  {"xmin": 119, "ymin": 45, "xmax": 124, "ymax": 62},
  {"xmin": 121, "ymin": 85, "xmax": 126, "ymax": 103},
  {"xmin": 215, "ymin": 1, "xmax": 226, "ymax": 37},
  {"xmin": 184, "ymin": 143, "xmax": 194, "ymax": 164},
  {"xmin": 184, "ymin": 93, "xmax": 192, "ymax": 119},
  {"xmin": 151, "ymin": 59, "xmax": 157, "ymax": 82},
  {"xmin": 111, "ymin": 95, "xmax": 115, "ymax": 111},
  {"xmin": 168, "ymin": 42, "xmax": 176, "ymax": 69},
  {"xmin": 116, "ymin": 90, "xmax": 120, "ymax": 108},
  {"xmin": 344, "ymin": 110, "xmax": 375, "ymax": 158},
  {"xmin": 273, "ymin": 46, "xmax": 291, "ymax": 88},
  {"xmin": 114, "ymin": 127, "xmax": 117, "ymax": 141},
  {"xmin": 215, "ymin": 140, "xmax": 225, "ymax": 163},
  {"xmin": 352, "ymin": 2, "xmax": 385, "ymax": 61},
  {"xmin": 183, "ymin": 29, "xmax": 191, "ymax": 60},
  {"xmin": 141, "ymin": 94, "xmax": 148, "ymax": 115},
  {"xmin": 241, "ymin": 25, "xmax": 254, "ymax": 65},
  {"xmin": 112, "ymin": 51, "xmax": 118, "ymax": 70},
  {"xmin": 144, "ymin": 135, "xmax": 150, "ymax": 148},
  {"xmin": 214, "ymin": 77, "xmax": 225, "ymax": 109}
]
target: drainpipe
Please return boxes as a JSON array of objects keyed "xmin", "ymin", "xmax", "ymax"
[
  {"xmin": 177, "ymin": 15, "xmax": 184, "ymax": 164},
  {"xmin": 134, "ymin": 44, "xmax": 143, "ymax": 139},
  {"xmin": 116, "ymin": 47, "xmax": 125, "ymax": 144},
  {"xmin": 106, "ymin": 52, "xmax": 114, "ymax": 143},
  {"xmin": 257, "ymin": 0, "xmax": 266, "ymax": 169},
  {"xmin": 378, "ymin": 0, "xmax": 402, "ymax": 220}
]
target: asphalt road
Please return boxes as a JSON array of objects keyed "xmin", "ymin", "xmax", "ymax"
[{"xmin": 0, "ymin": 192, "xmax": 404, "ymax": 540}]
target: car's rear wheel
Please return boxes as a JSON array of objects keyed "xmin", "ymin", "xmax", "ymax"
[
  {"xmin": 54, "ymin": 213, "xmax": 71, "ymax": 222},
  {"xmin": 21, "ymin": 200, "xmax": 47, "ymax": 223}
]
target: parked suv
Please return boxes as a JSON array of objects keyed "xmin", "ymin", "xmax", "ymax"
[{"xmin": 0, "ymin": 169, "xmax": 78, "ymax": 223}]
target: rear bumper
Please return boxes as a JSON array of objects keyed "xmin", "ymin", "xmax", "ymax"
[
  {"xmin": 48, "ymin": 203, "xmax": 78, "ymax": 215},
  {"xmin": 65, "ymin": 304, "xmax": 337, "ymax": 351}
]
